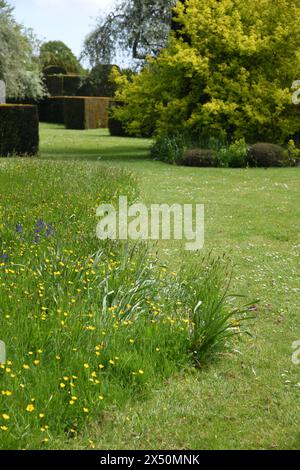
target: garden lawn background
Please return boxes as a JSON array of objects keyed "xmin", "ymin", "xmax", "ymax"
[{"xmin": 7, "ymin": 124, "xmax": 300, "ymax": 449}]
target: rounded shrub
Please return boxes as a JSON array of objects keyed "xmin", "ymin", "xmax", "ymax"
[
  {"xmin": 181, "ymin": 149, "xmax": 218, "ymax": 167},
  {"xmin": 248, "ymin": 143, "xmax": 286, "ymax": 167}
]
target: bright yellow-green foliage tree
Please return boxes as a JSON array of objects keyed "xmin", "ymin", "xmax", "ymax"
[{"xmin": 112, "ymin": 0, "xmax": 300, "ymax": 142}]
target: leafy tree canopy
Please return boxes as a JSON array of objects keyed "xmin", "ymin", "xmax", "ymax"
[
  {"xmin": 39, "ymin": 40, "xmax": 83, "ymax": 75},
  {"xmin": 82, "ymin": 0, "xmax": 176, "ymax": 66},
  {"xmin": 112, "ymin": 0, "xmax": 300, "ymax": 143},
  {"xmin": 0, "ymin": 0, "xmax": 45, "ymax": 100}
]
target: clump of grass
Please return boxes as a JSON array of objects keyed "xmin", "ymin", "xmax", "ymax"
[
  {"xmin": 0, "ymin": 159, "xmax": 249, "ymax": 449},
  {"xmin": 180, "ymin": 256, "xmax": 253, "ymax": 364}
]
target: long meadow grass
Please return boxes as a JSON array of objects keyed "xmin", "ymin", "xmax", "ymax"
[{"xmin": 0, "ymin": 159, "xmax": 245, "ymax": 449}]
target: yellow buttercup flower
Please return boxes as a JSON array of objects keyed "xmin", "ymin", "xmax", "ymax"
[{"xmin": 26, "ymin": 404, "xmax": 35, "ymax": 413}]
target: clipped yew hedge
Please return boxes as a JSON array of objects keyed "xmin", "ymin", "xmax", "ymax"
[
  {"xmin": 0, "ymin": 105, "xmax": 39, "ymax": 157},
  {"xmin": 45, "ymin": 74, "xmax": 82, "ymax": 97},
  {"xmin": 64, "ymin": 97, "xmax": 112, "ymax": 130},
  {"xmin": 38, "ymin": 97, "xmax": 65, "ymax": 124},
  {"xmin": 39, "ymin": 97, "xmax": 112, "ymax": 129}
]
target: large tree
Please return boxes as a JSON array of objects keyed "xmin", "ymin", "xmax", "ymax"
[
  {"xmin": 39, "ymin": 41, "xmax": 83, "ymax": 75},
  {"xmin": 0, "ymin": 0, "xmax": 45, "ymax": 100},
  {"xmin": 112, "ymin": 0, "xmax": 300, "ymax": 143},
  {"xmin": 82, "ymin": 0, "xmax": 176, "ymax": 65}
]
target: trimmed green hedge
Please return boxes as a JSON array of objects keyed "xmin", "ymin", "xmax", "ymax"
[
  {"xmin": 39, "ymin": 97, "xmax": 112, "ymax": 129},
  {"xmin": 64, "ymin": 97, "xmax": 112, "ymax": 130},
  {"xmin": 38, "ymin": 97, "xmax": 65, "ymax": 124},
  {"xmin": 45, "ymin": 74, "xmax": 82, "ymax": 97},
  {"xmin": 64, "ymin": 98, "xmax": 85, "ymax": 129},
  {"xmin": 0, "ymin": 105, "xmax": 39, "ymax": 157}
]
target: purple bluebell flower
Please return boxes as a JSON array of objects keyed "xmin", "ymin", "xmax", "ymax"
[
  {"xmin": 16, "ymin": 224, "xmax": 23, "ymax": 234},
  {"xmin": 45, "ymin": 224, "xmax": 54, "ymax": 238},
  {"xmin": 35, "ymin": 219, "xmax": 47, "ymax": 234}
]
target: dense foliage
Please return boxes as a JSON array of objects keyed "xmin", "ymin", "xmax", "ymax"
[
  {"xmin": 79, "ymin": 64, "xmax": 117, "ymax": 97},
  {"xmin": 112, "ymin": 0, "xmax": 300, "ymax": 143},
  {"xmin": 39, "ymin": 41, "xmax": 83, "ymax": 75},
  {"xmin": 0, "ymin": 0, "xmax": 44, "ymax": 100}
]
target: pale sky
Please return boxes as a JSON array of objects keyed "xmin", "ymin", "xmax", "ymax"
[{"xmin": 11, "ymin": 0, "xmax": 117, "ymax": 59}]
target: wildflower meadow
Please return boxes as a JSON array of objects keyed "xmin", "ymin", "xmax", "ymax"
[{"xmin": 0, "ymin": 159, "xmax": 246, "ymax": 449}]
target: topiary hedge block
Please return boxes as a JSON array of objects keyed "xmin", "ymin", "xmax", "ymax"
[
  {"xmin": 62, "ymin": 75, "xmax": 82, "ymax": 96},
  {"xmin": 63, "ymin": 98, "xmax": 85, "ymax": 129},
  {"xmin": 45, "ymin": 74, "xmax": 82, "ymax": 97},
  {"xmin": 0, "ymin": 105, "xmax": 39, "ymax": 157},
  {"xmin": 38, "ymin": 97, "xmax": 65, "ymax": 124},
  {"xmin": 64, "ymin": 97, "xmax": 112, "ymax": 130},
  {"xmin": 39, "ymin": 96, "xmax": 112, "ymax": 129},
  {"xmin": 45, "ymin": 75, "xmax": 64, "ymax": 96}
]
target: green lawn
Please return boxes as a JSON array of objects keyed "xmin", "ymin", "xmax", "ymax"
[{"xmin": 6, "ymin": 124, "xmax": 300, "ymax": 449}]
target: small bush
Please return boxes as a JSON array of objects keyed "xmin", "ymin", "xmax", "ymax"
[
  {"xmin": 248, "ymin": 143, "xmax": 286, "ymax": 167},
  {"xmin": 0, "ymin": 105, "xmax": 39, "ymax": 157},
  {"xmin": 181, "ymin": 148, "xmax": 217, "ymax": 167},
  {"xmin": 218, "ymin": 139, "xmax": 248, "ymax": 168},
  {"xmin": 151, "ymin": 134, "xmax": 187, "ymax": 164},
  {"xmin": 284, "ymin": 140, "xmax": 300, "ymax": 166}
]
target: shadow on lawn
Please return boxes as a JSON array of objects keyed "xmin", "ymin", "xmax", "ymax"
[
  {"xmin": 42, "ymin": 146, "xmax": 152, "ymax": 162},
  {"xmin": 40, "ymin": 126, "xmax": 153, "ymax": 162}
]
